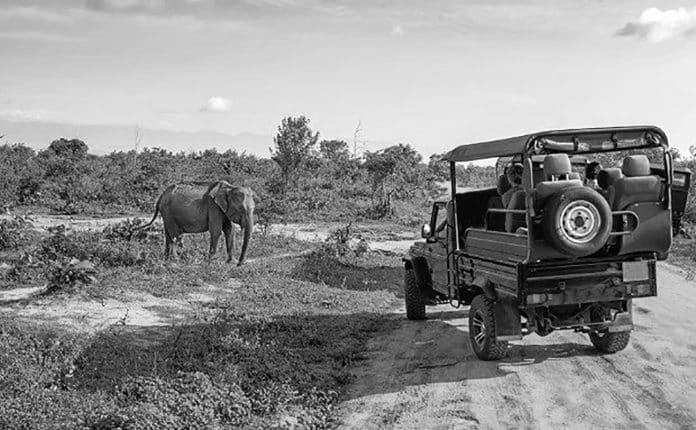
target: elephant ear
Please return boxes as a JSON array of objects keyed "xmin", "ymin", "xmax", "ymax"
[{"xmin": 208, "ymin": 182, "xmax": 229, "ymax": 214}]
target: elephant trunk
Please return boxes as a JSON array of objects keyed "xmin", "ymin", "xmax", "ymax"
[{"xmin": 237, "ymin": 214, "xmax": 253, "ymax": 266}]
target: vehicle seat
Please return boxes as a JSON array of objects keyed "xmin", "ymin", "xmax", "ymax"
[
  {"xmin": 608, "ymin": 155, "xmax": 662, "ymax": 210},
  {"xmin": 609, "ymin": 155, "xmax": 670, "ymax": 256},
  {"xmin": 505, "ymin": 190, "xmax": 526, "ymax": 233},
  {"xmin": 597, "ymin": 168, "xmax": 623, "ymax": 201},
  {"xmin": 534, "ymin": 154, "xmax": 583, "ymax": 204}
]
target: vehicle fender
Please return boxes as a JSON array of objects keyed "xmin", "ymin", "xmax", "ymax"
[
  {"xmin": 403, "ymin": 257, "xmax": 433, "ymax": 290},
  {"xmin": 472, "ymin": 276, "xmax": 496, "ymax": 300}
]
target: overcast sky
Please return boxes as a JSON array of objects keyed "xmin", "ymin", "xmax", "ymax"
[{"xmin": 1, "ymin": 0, "xmax": 695, "ymax": 156}]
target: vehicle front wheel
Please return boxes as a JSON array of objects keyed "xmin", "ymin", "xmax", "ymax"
[
  {"xmin": 469, "ymin": 295, "xmax": 507, "ymax": 360},
  {"xmin": 588, "ymin": 330, "xmax": 631, "ymax": 353},
  {"xmin": 404, "ymin": 268, "xmax": 425, "ymax": 320}
]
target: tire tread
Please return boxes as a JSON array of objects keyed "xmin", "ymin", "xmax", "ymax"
[
  {"xmin": 404, "ymin": 268, "xmax": 426, "ymax": 320},
  {"xmin": 469, "ymin": 295, "xmax": 507, "ymax": 360},
  {"xmin": 589, "ymin": 330, "xmax": 631, "ymax": 353}
]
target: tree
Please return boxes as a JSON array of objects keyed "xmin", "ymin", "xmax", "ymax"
[
  {"xmin": 363, "ymin": 143, "xmax": 426, "ymax": 215},
  {"xmin": 428, "ymin": 153, "xmax": 449, "ymax": 181},
  {"xmin": 319, "ymin": 139, "xmax": 350, "ymax": 163},
  {"xmin": 271, "ymin": 116, "xmax": 319, "ymax": 192},
  {"xmin": 0, "ymin": 144, "xmax": 40, "ymax": 207},
  {"xmin": 46, "ymin": 138, "xmax": 89, "ymax": 160}
]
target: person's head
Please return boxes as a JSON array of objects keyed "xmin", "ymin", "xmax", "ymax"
[
  {"xmin": 586, "ymin": 161, "xmax": 601, "ymax": 180},
  {"xmin": 506, "ymin": 163, "xmax": 523, "ymax": 186}
]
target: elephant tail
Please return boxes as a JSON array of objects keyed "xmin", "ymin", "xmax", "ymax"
[{"xmin": 134, "ymin": 184, "xmax": 176, "ymax": 230}]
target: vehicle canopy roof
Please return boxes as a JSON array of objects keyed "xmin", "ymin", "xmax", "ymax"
[{"xmin": 443, "ymin": 126, "xmax": 668, "ymax": 163}]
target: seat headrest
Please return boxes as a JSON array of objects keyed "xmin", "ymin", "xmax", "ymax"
[
  {"xmin": 622, "ymin": 155, "xmax": 651, "ymax": 177},
  {"xmin": 597, "ymin": 168, "xmax": 623, "ymax": 190},
  {"xmin": 568, "ymin": 172, "xmax": 581, "ymax": 181},
  {"xmin": 543, "ymin": 154, "xmax": 571, "ymax": 179},
  {"xmin": 497, "ymin": 174, "xmax": 511, "ymax": 196}
]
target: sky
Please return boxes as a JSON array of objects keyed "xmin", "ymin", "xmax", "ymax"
[{"xmin": 1, "ymin": 0, "xmax": 696, "ymax": 157}]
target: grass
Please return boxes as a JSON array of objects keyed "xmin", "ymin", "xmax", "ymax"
[
  {"xmin": 666, "ymin": 222, "xmax": 696, "ymax": 270},
  {"xmin": 0, "ymin": 221, "xmax": 405, "ymax": 429}
]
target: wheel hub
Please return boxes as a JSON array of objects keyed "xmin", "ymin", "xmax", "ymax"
[
  {"xmin": 559, "ymin": 200, "xmax": 601, "ymax": 244},
  {"xmin": 472, "ymin": 311, "xmax": 487, "ymax": 347}
]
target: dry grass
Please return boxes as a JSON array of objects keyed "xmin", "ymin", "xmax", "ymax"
[{"xmin": 0, "ymin": 222, "xmax": 405, "ymax": 429}]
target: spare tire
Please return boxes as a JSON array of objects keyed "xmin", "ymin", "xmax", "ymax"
[{"xmin": 542, "ymin": 186, "xmax": 611, "ymax": 257}]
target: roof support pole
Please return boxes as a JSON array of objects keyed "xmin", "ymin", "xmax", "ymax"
[{"xmin": 450, "ymin": 161, "xmax": 459, "ymax": 251}]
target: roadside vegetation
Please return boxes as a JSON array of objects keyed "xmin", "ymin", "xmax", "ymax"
[{"xmin": 0, "ymin": 218, "xmax": 403, "ymax": 429}]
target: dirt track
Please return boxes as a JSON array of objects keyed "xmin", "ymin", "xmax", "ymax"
[{"xmin": 338, "ymin": 262, "xmax": 696, "ymax": 430}]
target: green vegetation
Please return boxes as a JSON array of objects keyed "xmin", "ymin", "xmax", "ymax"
[{"xmin": 0, "ymin": 220, "xmax": 403, "ymax": 429}]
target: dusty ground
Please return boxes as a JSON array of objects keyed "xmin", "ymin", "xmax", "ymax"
[
  {"xmin": 337, "ymin": 262, "xmax": 696, "ymax": 430},
  {"xmin": 2, "ymin": 215, "xmax": 694, "ymax": 429},
  {"xmin": 0, "ymin": 218, "xmax": 411, "ymax": 331},
  {"xmin": 0, "ymin": 213, "xmax": 144, "ymax": 233}
]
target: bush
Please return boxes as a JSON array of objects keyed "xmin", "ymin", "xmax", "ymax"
[
  {"xmin": 317, "ymin": 223, "xmax": 368, "ymax": 263},
  {"xmin": 44, "ymin": 258, "xmax": 97, "ymax": 292},
  {"xmin": 102, "ymin": 218, "xmax": 150, "ymax": 242},
  {"xmin": 0, "ymin": 215, "xmax": 33, "ymax": 250}
]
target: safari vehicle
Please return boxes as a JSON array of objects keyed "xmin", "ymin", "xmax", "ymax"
[{"xmin": 404, "ymin": 126, "xmax": 685, "ymax": 360}]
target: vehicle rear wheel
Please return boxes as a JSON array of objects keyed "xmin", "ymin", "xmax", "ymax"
[
  {"xmin": 543, "ymin": 186, "xmax": 612, "ymax": 257},
  {"xmin": 589, "ymin": 330, "xmax": 631, "ymax": 353},
  {"xmin": 404, "ymin": 268, "xmax": 425, "ymax": 320},
  {"xmin": 469, "ymin": 295, "xmax": 507, "ymax": 360}
]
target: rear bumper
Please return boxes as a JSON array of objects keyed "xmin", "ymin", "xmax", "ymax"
[{"xmin": 521, "ymin": 257, "xmax": 656, "ymax": 307}]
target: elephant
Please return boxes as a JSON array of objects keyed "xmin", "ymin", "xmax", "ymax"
[{"xmin": 138, "ymin": 180, "xmax": 255, "ymax": 265}]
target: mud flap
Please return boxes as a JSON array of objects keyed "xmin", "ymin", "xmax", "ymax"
[
  {"xmin": 494, "ymin": 299, "xmax": 522, "ymax": 341},
  {"xmin": 607, "ymin": 299, "xmax": 634, "ymax": 333}
]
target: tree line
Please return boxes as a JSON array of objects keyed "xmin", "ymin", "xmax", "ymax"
[
  {"xmin": 3, "ymin": 115, "xmax": 694, "ymax": 225},
  {"xmin": 0, "ymin": 116, "xmax": 479, "ymax": 225}
]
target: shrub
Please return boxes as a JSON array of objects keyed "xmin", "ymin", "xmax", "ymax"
[
  {"xmin": 0, "ymin": 215, "xmax": 33, "ymax": 249},
  {"xmin": 44, "ymin": 258, "xmax": 97, "ymax": 292},
  {"xmin": 317, "ymin": 223, "xmax": 368, "ymax": 263},
  {"xmin": 102, "ymin": 218, "xmax": 149, "ymax": 242}
]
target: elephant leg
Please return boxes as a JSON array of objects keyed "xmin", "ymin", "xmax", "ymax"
[
  {"xmin": 164, "ymin": 235, "xmax": 172, "ymax": 260},
  {"xmin": 163, "ymin": 219, "xmax": 182, "ymax": 260},
  {"xmin": 223, "ymin": 219, "xmax": 234, "ymax": 263},
  {"xmin": 209, "ymin": 220, "xmax": 222, "ymax": 259}
]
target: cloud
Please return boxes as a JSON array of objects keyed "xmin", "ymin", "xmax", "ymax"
[
  {"xmin": 391, "ymin": 24, "xmax": 404, "ymax": 36},
  {"xmin": 616, "ymin": 7, "xmax": 696, "ymax": 42},
  {"xmin": 0, "ymin": 31, "xmax": 86, "ymax": 43},
  {"xmin": 0, "ymin": 108, "xmax": 52, "ymax": 122},
  {"xmin": 200, "ymin": 97, "xmax": 232, "ymax": 113},
  {"xmin": 0, "ymin": 6, "xmax": 72, "ymax": 23},
  {"xmin": 85, "ymin": 0, "xmax": 167, "ymax": 14}
]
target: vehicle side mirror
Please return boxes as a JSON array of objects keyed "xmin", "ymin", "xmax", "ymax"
[{"xmin": 421, "ymin": 223, "xmax": 431, "ymax": 239}]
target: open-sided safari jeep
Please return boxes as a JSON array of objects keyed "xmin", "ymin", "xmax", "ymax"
[{"xmin": 404, "ymin": 126, "xmax": 688, "ymax": 360}]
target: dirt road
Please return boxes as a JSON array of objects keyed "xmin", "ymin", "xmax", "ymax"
[{"xmin": 338, "ymin": 262, "xmax": 696, "ymax": 430}]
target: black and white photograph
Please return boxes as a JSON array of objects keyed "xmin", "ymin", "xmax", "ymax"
[{"xmin": 0, "ymin": 1, "xmax": 695, "ymax": 429}]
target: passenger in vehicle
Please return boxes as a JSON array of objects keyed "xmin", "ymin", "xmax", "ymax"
[
  {"xmin": 585, "ymin": 161, "xmax": 601, "ymax": 190},
  {"xmin": 597, "ymin": 168, "xmax": 622, "ymax": 201},
  {"xmin": 501, "ymin": 163, "xmax": 523, "ymax": 207}
]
